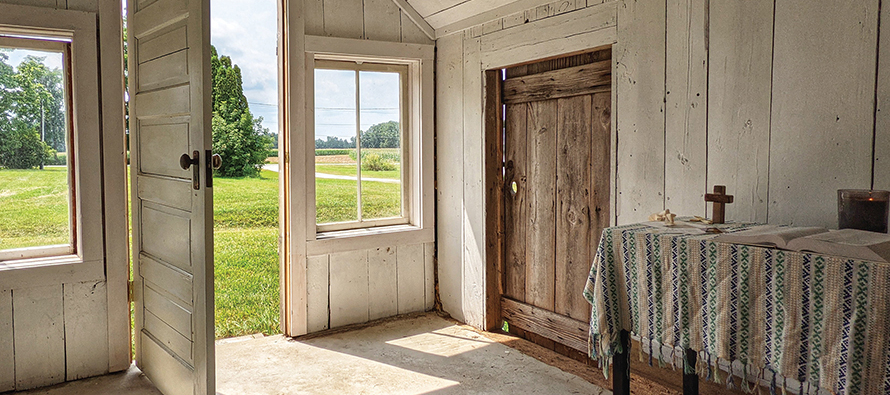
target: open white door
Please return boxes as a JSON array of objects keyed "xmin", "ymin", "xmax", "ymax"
[{"xmin": 128, "ymin": 0, "xmax": 214, "ymax": 394}]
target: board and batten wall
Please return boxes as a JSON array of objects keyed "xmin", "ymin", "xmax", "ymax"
[
  {"xmin": 306, "ymin": 243, "xmax": 435, "ymax": 332},
  {"xmin": 296, "ymin": 0, "xmax": 435, "ymax": 334},
  {"xmin": 436, "ymin": 0, "xmax": 890, "ymax": 328},
  {"xmin": 0, "ymin": 0, "xmax": 129, "ymax": 392}
]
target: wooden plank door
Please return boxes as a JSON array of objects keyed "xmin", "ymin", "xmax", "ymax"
[
  {"xmin": 501, "ymin": 49, "xmax": 611, "ymax": 339},
  {"xmin": 128, "ymin": 0, "xmax": 215, "ymax": 394}
]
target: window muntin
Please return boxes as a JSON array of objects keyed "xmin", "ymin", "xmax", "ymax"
[
  {"xmin": 314, "ymin": 60, "xmax": 409, "ymax": 232},
  {"xmin": 0, "ymin": 36, "xmax": 74, "ymax": 260}
]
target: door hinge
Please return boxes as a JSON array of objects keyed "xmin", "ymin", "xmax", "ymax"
[{"xmin": 128, "ymin": 280, "xmax": 134, "ymax": 303}]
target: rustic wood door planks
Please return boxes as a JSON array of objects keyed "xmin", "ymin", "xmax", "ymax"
[{"xmin": 499, "ymin": 49, "xmax": 612, "ymax": 337}]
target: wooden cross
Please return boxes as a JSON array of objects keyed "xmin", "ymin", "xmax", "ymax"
[{"xmin": 705, "ymin": 185, "xmax": 734, "ymax": 224}]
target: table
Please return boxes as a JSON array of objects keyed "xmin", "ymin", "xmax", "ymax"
[{"xmin": 584, "ymin": 223, "xmax": 890, "ymax": 395}]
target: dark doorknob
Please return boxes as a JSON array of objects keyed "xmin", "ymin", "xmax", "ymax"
[{"xmin": 180, "ymin": 151, "xmax": 199, "ymax": 170}]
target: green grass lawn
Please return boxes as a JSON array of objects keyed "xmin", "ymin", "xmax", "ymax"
[
  {"xmin": 214, "ymin": 226, "xmax": 279, "ymax": 338},
  {"xmin": 212, "ymin": 170, "xmax": 280, "ymax": 338},
  {"xmin": 315, "ymin": 163, "xmax": 401, "ymax": 180},
  {"xmin": 0, "ymin": 168, "xmax": 70, "ymax": 250},
  {"xmin": 316, "ymin": 178, "xmax": 401, "ymax": 223},
  {"xmin": 1, "ymin": 165, "xmax": 400, "ymax": 339}
]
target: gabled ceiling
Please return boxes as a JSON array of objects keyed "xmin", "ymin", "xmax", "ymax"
[{"xmin": 400, "ymin": 0, "xmax": 549, "ymax": 37}]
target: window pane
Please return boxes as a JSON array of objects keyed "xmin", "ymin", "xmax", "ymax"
[
  {"xmin": 315, "ymin": 68, "xmax": 358, "ymax": 224},
  {"xmin": 359, "ymin": 71, "xmax": 402, "ymax": 221},
  {"xmin": 0, "ymin": 45, "xmax": 72, "ymax": 253}
]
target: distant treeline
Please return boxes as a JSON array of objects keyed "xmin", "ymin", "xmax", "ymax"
[{"xmin": 316, "ymin": 120, "xmax": 400, "ymax": 149}]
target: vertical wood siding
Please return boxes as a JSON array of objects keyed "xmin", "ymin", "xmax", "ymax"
[
  {"xmin": 768, "ymin": 0, "xmax": 879, "ymax": 227},
  {"xmin": 875, "ymin": 3, "xmax": 890, "ymax": 192},
  {"xmin": 435, "ymin": 32, "xmax": 466, "ymax": 322},
  {"xmin": 305, "ymin": 0, "xmax": 434, "ymax": 45},
  {"xmin": 0, "ymin": 0, "xmax": 127, "ymax": 391},
  {"xmin": 307, "ymin": 243, "xmax": 436, "ymax": 330},
  {"xmin": 437, "ymin": 0, "xmax": 890, "ymax": 328},
  {"xmin": 0, "ymin": 290, "xmax": 12, "ymax": 392},
  {"xmin": 706, "ymin": 0, "xmax": 774, "ymax": 223},
  {"xmin": 3, "ymin": 282, "xmax": 112, "ymax": 391}
]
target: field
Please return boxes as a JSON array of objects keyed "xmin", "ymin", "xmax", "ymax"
[
  {"xmin": 0, "ymin": 167, "xmax": 71, "ymax": 250},
  {"xmin": 0, "ymin": 159, "xmax": 401, "ymax": 339}
]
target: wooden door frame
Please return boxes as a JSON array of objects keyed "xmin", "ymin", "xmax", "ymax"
[{"xmin": 483, "ymin": 69, "xmax": 505, "ymax": 332}]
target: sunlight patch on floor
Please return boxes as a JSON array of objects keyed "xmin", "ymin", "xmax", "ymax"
[{"xmin": 385, "ymin": 329, "xmax": 493, "ymax": 358}]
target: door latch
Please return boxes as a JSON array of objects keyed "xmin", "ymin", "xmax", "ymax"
[{"xmin": 206, "ymin": 150, "xmax": 222, "ymax": 188}]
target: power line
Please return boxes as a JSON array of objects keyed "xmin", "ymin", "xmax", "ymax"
[
  {"xmin": 248, "ymin": 101, "xmax": 399, "ymax": 111},
  {"xmin": 316, "ymin": 123, "xmax": 396, "ymax": 127},
  {"xmin": 315, "ymin": 107, "xmax": 399, "ymax": 110}
]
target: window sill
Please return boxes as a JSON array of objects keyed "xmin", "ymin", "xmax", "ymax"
[
  {"xmin": 307, "ymin": 225, "xmax": 434, "ymax": 256},
  {"xmin": 0, "ymin": 256, "xmax": 104, "ymax": 291}
]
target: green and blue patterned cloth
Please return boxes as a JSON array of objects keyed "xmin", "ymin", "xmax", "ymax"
[{"xmin": 584, "ymin": 223, "xmax": 890, "ymax": 394}]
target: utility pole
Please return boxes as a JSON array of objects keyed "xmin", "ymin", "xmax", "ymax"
[{"xmin": 39, "ymin": 98, "xmax": 45, "ymax": 170}]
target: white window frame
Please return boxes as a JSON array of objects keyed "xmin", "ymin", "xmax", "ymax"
[
  {"xmin": 304, "ymin": 36, "xmax": 434, "ymax": 254},
  {"xmin": 0, "ymin": 5, "xmax": 104, "ymax": 283},
  {"xmin": 313, "ymin": 59, "xmax": 411, "ymax": 232},
  {"xmin": 0, "ymin": 36, "xmax": 74, "ymax": 260}
]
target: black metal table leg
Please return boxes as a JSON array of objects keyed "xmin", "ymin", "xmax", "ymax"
[
  {"xmin": 683, "ymin": 348, "xmax": 699, "ymax": 395},
  {"xmin": 612, "ymin": 330, "xmax": 630, "ymax": 395}
]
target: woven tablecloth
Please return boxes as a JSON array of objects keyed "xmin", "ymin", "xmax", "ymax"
[{"xmin": 583, "ymin": 223, "xmax": 890, "ymax": 394}]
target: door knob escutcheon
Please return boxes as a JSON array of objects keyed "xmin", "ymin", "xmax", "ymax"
[
  {"xmin": 180, "ymin": 151, "xmax": 199, "ymax": 170},
  {"xmin": 180, "ymin": 150, "xmax": 200, "ymax": 190}
]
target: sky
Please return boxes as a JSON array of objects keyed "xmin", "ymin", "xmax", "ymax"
[
  {"xmin": 210, "ymin": 0, "xmax": 279, "ymax": 135},
  {"xmin": 6, "ymin": 1, "xmax": 400, "ymax": 141},
  {"xmin": 210, "ymin": 0, "xmax": 400, "ymax": 140},
  {"xmin": 3, "ymin": 49, "xmax": 64, "ymax": 71},
  {"xmin": 315, "ymin": 69, "xmax": 401, "ymax": 139}
]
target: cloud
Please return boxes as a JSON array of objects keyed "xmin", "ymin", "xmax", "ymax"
[
  {"xmin": 209, "ymin": 1, "xmax": 401, "ymax": 141},
  {"xmin": 211, "ymin": 0, "xmax": 278, "ymax": 133}
]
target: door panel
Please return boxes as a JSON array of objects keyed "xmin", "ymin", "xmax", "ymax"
[
  {"xmin": 144, "ymin": 310, "xmax": 194, "ymax": 364},
  {"xmin": 137, "ymin": 176, "xmax": 194, "ymax": 211},
  {"xmin": 129, "ymin": 0, "xmax": 214, "ymax": 393},
  {"xmin": 140, "ymin": 332, "xmax": 194, "ymax": 395},
  {"xmin": 138, "ymin": 26, "xmax": 188, "ymax": 63},
  {"xmin": 139, "ymin": 122, "xmax": 191, "ymax": 179},
  {"xmin": 140, "ymin": 256, "xmax": 194, "ymax": 305},
  {"xmin": 141, "ymin": 204, "xmax": 192, "ymax": 270},
  {"xmin": 138, "ymin": 50, "xmax": 190, "ymax": 91},
  {"xmin": 136, "ymin": 85, "xmax": 191, "ymax": 116}
]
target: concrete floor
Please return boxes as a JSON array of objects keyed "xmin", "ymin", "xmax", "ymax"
[{"xmin": 12, "ymin": 313, "xmax": 609, "ymax": 395}]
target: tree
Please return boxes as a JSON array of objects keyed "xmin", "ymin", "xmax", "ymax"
[
  {"xmin": 210, "ymin": 46, "xmax": 272, "ymax": 177},
  {"xmin": 10, "ymin": 56, "xmax": 66, "ymax": 152},
  {"xmin": 360, "ymin": 121, "xmax": 399, "ymax": 149},
  {"xmin": 315, "ymin": 135, "xmax": 354, "ymax": 149},
  {"xmin": 0, "ymin": 119, "xmax": 54, "ymax": 169},
  {"xmin": 0, "ymin": 50, "xmax": 15, "ymax": 123},
  {"xmin": 0, "ymin": 51, "xmax": 60, "ymax": 169}
]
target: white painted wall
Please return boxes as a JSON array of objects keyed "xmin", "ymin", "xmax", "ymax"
[
  {"xmin": 306, "ymin": 243, "xmax": 435, "ymax": 331},
  {"xmin": 293, "ymin": 0, "xmax": 436, "ymax": 334},
  {"xmin": 436, "ymin": 0, "xmax": 889, "ymax": 328},
  {"xmin": 305, "ymin": 0, "xmax": 434, "ymax": 44},
  {"xmin": 0, "ymin": 0, "xmax": 129, "ymax": 391}
]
